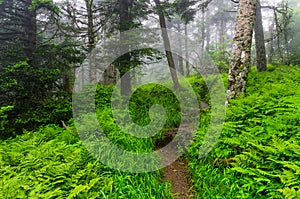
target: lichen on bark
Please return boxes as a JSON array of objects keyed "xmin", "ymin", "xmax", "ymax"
[{"xmin": 226, "ymin": 0, "xmax": 257, "ymax": 105}]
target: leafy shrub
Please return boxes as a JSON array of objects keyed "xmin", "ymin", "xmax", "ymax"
[
  {"xmin": 12, "ymin": 97, "xmax": 73, "ymax": 135},
  {"xmin": 0, "ymin": 106, "xmax": 13, "ymax": 134},
  {"xmin": 0, "ymin": 60, "xmax": 76, "ymax": 137}
]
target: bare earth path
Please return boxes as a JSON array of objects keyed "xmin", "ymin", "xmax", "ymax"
[
  {"xmin": 157, "ymin": 103, "xmax": 207, "ymax": 198},
  {"xmin": 163, "ymin": 158, "xmax": 194, "ymax": 199},
  {"xmin": 156, "ymin": 129, "xmax": 194, "ymax": 199}
]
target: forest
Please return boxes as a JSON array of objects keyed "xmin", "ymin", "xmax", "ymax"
[{"xmin": 0, "ymin": 0, "xmax": 299, "ymax": 198}]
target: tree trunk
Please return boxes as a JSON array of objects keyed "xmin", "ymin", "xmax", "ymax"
[
  {"xmin": 254, "ymin": 0, "xmax": 267, "ymax": 72},
  {"xmin": 104, "ymin": 64, "xmax": 116, "ymax": 85},
  {"xmin": 85, "ymin": 0, "xmax": 97, "ymax": 83},
  {"xmin": 177, "ymin": 23, "xmax": 184, "ymax": 75},
  {"xmin": 63, "ymin": 67, "xmax": 75, "ymax": 93},
  {"xmin": 185, "ymin": 24, "xmax": 190, "ymax": 77},
  {"xmin": 200, "ymin": 7, "xmax": 206, "ymax": 52},
  {"xmin": 154, "ymin": 0, "xmax": 180, "ymax": 90},
  {"xmin": 218, "ymin": 14, "xmax": 225, "ymax": 45},
  {"xmin": 119, "ymin": 0, "xmax": 132, "ymax": 95},
  {"xmin": 267, "ymin": 23, "xmax": 274, "ymax": 63},
  {"xmin": 226, "ymin": 0, "xmax": 257, "ymax": 104},
  {"xmin": 283, "ymin": 27, "xmax": 290, "ymax": 65},
  {"xmin": 206, "ymin": 22, "xmax": 211, "ymax": 49},
  {"xmin": 82, "ymin": 65, "xmax": 85, "ymax": 88},
  {"xmin": 274, "ymin": 10, "xmax": 284, "ymax": 63}
]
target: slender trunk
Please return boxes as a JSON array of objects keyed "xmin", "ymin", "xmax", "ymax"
[
  {"xmin": 254, "ymin": 0, "xmax": 267, "ymax": 72},
  {"xmin": 219, "ymin": 14, "xmax": 225, "ymax": 45},
  {"xmin": 200, "ymin": 7, "xmax": 206, "ymax": 52},
  {"xmin": 82, "ymin": 65, "xmax": 85, "ymax": 88},
  {"xmin": 86, "ymin": 0, "xmax": 97, "ymax": 83},
  {"xmin": 185, "ymin": 24, "xmax": 190, "ymax": 77},
  {"xmin": 64, "ymin": 67, "xmax": 75, "ymax": 93},
  {"xmin": 102, "ymin": 30, "xmax": 117, "ymax": 85},
  {"xmin": 178, "ymin": 55, "xmax": 184, "ymax": 76},
  {"xmin": 267, "ymin": 23, "xmax": 274, "ymax": 63},
  {"xmin": 274, "ymin": 10, "xmax": 283, "ymax": 63},
  {"xmin": 206, "ymin": 23, "xmax": 210, "ymax": 49},
  {"xmin": 284, "ymin": 28, "xmax": 290, "ymax": 65},
  {"xmin": 226, "ymin": 0, "xmax": 257, "ymax": 104},
  {"xmin": 177, "ymin": 23, "xmax": 184, "ymax": 75},
  {"xmin": 119, "ymin": 0, "xmax": 132, "ymax": 95},
  {"xmin": 154, "ymin": 0, "xmax": 180, "ymax": 90}
]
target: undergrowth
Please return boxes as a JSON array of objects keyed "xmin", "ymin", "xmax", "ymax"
[
  {"xmin": 1, "ymin": 65, "xmax": 299, "ymax": 198},
  {"xmin": 0, "ymin": 124, "xmax": 172, "ymax": 198},
  {"xmin": 0, "ymin": 72, "xmax": 211, "ymax": 198},
  {"xmin": 0, "ymin": 83, "xmax": 181, "ymax": 198},
  {"xmin": 187, "ymin": 65, "xmax": 300, "ymax": 198}
]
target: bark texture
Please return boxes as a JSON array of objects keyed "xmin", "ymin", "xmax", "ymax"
[
  {"xmin": 254, "ymin": 0, "xmax": 267, "ymax": 72},
  {"xmin": 103, "ymin": 64, "xmax": 117, "ymax": 85},
  {"xmin": 226, "ymin": 0, "xmax": 257, "ymax": 104}
]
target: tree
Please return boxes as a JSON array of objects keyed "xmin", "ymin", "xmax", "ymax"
[
  {"xmin": 0, "ymin": 0, "xmax": 84, "ymax": 136},
  {"xmin": 167, "ymin": 0, "xmax": 205, "ymax": 77},
  {"xmin": 287, "ymin": 0, "xmax": 300, "ymax": 65},
  {"xmin": 226, "ymin": 0, "xmax": 257, "ymax": 104},
  {"xmin": 103, "ymin": 0, "xmax": 153, "ymax": 95},
  {"xmin": 267, "ymin": 22, "xmax": 275, "ymax": 63},
  {"xmin": 261, "ymin": 1, "xmax": 293, "ymax": 64},
  {"xmin": 59, "ymin": 0, "xmax": 114, "ymax": 84},
  {"xmin": 118, "ymin": 0, "xmax": 134, "ymax": 95},
  {"xmin": 0, "ymin": 0, "xmax": 37, "ymax": 67},
  {"xmin": 174, "ymin": 0, "xmax": 198, "ymax": 77},
  {"xmin": 154, "ymin": 0, "xmax": 180, "ymax": 90},
  {"xmin": 275, "ymin": 1, "xmax": 293, "ymax": 64},
  {"xmin": 254, "ymin": 0, "xmax": 267, "ymax": 72}
]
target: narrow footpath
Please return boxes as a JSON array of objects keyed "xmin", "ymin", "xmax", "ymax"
[
  {"xmin": 156, "ymin": 129, "xmax": 194, "ymax": 199},
  {"xmin": 163, "ymin": 158, "xmax": 193, "ymax": 199}
]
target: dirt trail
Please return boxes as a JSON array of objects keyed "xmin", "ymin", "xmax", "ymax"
[
  {"xmin": 163, "ymin": 158, "xmax": 193, "ymax": 199},
  {"xmin": 156, "ymin": 129, "xmax": 194, "ymax": 199},
  {"xmin": 156, "ymin": 103, "xmax": 207, "ymax": 198}
]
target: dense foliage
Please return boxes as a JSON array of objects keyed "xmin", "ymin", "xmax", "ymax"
[
  {"xmin": 0, "ymin": 82, "xmax": 180, "ymax": 198},
  {"xmin": 0, "ymin": 80, "xmax": 199, "ymax": 198},
  {"xmin": 0, "ymin": 65, "xmax": 299, "ymax": 198},
  {"xmin": 187, "ymin": 65, "xmax": 300, "ymax": 198},
  {"xmin": 0, "ymin": 124, "xmax": 172, "ymax": 198},
  {"xmin": 0, "ymin": 0, "xmax": 299, "ymax": 197}
]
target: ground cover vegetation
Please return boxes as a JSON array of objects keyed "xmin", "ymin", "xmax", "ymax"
[
  {"xmin": 187, "ymin": 65, "xmax": 300, "ymax": 198},
  {"xmin": 0, "ymin": 65, "xmax": 299, "ymax": 198},
  {"xmin": 1, "ymin": 0, "xmax": 300, "ymax": 198}
]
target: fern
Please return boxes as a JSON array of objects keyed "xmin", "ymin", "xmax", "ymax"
[{"xmin": 187, "ymin": 65, "xmax": 300, "ymax": 198}]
